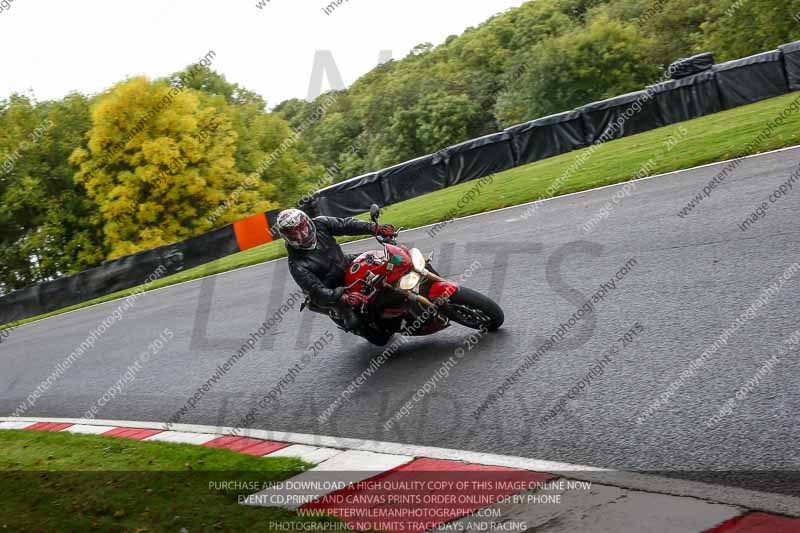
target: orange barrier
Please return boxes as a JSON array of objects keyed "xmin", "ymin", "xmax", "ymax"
[{"xmin": 233, "ymin": 212, "xmax": 274, "ymax": 251}]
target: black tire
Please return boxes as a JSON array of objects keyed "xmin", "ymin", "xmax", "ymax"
[{"xmin": 443, "ymin": 287, "xmax": 504, "ymax": 332}]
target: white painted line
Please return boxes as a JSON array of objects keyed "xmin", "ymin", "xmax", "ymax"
[
  {"xmin": 266, "ymin": 444, "xmax": 343, "ymax": 464},
  {"xmin": 61, "ymin": 424, "xmax": 117, "ymax": 435},
  {"xmin": 0, "ymin": 421, "xmax": 34, "ymax": 430},
  {"xmin": 243, "ymin": 449, "xmax": 414, "ymax": 510},
  {"xmin": 2, "ymin": 417, "xmax": 164, "ymax": 431},
  {"xmin": 4, "ymin": 416, "xmax": 800, "ymax": 517},
  {"xmin": 308, "ymin": 449, "xmax": 413, "ymax": 473},
  {"xmin": 144, "ymin": 431, "xmax": 220, "ymax": 445},
  {"xmin": 13, "ymin": 144, "xmax": 800, "ymax": 331}
]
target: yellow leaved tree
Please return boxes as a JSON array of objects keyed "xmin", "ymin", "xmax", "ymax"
[{"xmin": 70, "ymin": 76, "xmax": 275, "ymax": 259}]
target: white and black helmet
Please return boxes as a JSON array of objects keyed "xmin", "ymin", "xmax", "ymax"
[{"xmin": 276, "ymin": 209, "xmax": 317, "ymax": 250}]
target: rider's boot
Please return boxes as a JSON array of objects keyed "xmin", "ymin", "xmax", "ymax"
[
  {"xmin": 335, "ymin": 304, "xmax": 393, "ymax": 346},
  {"xmin": 337, "ymin": 305, "xmax": 362, "ymax": 333}
]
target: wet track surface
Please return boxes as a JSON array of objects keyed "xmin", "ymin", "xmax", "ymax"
[{"xmin": 2, "ymin": 148, "xmax": 800, "ymax": 495}]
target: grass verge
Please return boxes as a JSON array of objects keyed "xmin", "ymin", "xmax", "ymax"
[
  {"xmin": 6, "ymin": 92, "xmax": 800, "ymax": 329},
  {"xmin": 0, "ymin": 430, "xmax": 349, "ymax": 532}
]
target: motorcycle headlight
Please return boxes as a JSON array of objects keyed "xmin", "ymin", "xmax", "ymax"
[
  {"xmin": 399, "ymin": 272, "xmax": 422, "ymax": 291},
  {"xmin": 410, "ymin": 248, "xmax": 426, "ymax": 271}
]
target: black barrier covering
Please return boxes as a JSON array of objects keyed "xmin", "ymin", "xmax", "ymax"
[
  {"xmin": 0, "ymin": 224, "xmax": 240, "ymax": 325},
  {"xmin": 505, "ymin": 110, "xmax": 587, "ymax": 165},
  {"xmin": 265, "ymin": 209, "xmax": 281, "ymax": 234},
  {"xmin": 669, "ymin": 52, "xmax": 714, "ymax": 80},
  {"xmin": 779, "ymin": 41, "xmax": 800, "ymax": 91},
  {"xmin": 7, "ymin": 42, "xmax": 800, "ymax": 325},
  {"xmin": 378, "ymin": 153, "xmax": 448, "ymax": 204},
  {"xmin": 297, "ymin": 195, "xmax": 319, "ymax": 217},
  {"xmin": 440, "ymin": 132, "xmax": 515, "ymax": 186},
  {"xmin": 647, "ymin": 71, "xmax": 723, "ymax": 125},
  {"xmin": 714, "ymin": 50, "xmax": 789, "ymax": 109},
  {"xmin": 180, "ymin": 224, "xmax": 240, "ymax": 270},
  {"xmin": 0, "ymin": 284, "xmax": 41, "ymax": 325},
  {"xmin": 312, "ymin": 172, "xmax": 386, "ymax": 217},
  {"xmin": 579, "ymin": 90, "xmax": 664, "ymax": 143}
]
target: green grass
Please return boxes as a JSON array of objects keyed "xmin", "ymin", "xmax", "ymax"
[
  {"xmin": 0, "ymin": 430, "xmax": 350, "ymax": 532},
  {"xmin": 6, "ymin": 92, "xmax": 800, "ymax": 329}
]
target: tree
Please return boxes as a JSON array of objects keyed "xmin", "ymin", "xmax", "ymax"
[
  {"xmin": 165, "ymin": 67, "xmax": 266, "ymax": 108},
  {"xmin": 70, "ymin": 77, "xmax": 275, "ymax": 259},
  {"xmin": 627, "ymin": 0, "xmax": 708, "ymax": 66},
  {"xmin": 173, "ymin": 68, "xmax": 322, "ymax": 208},
  {"xmin": 697, "ymin": 0, "xmax": 800, "ymax": 62},
  {"xmin": 495, "ymin": 15, "xmax": 660, "ymax": 125},
  {"xmin": 0, "ymin": 93, "xmax": 103, "ymax": 292},
  {"xmin": 381, "ymin": 92, "xmax": 484, "ymax": 164}
]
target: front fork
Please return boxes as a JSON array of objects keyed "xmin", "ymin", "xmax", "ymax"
[{"xmin": 398, "ymin": 267, "xmax": 458, "ymax": 308}]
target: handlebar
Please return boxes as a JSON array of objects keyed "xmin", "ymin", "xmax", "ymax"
[{"xmin": 375, "ymin": 227, "xmax": 404, "ymax": 246}]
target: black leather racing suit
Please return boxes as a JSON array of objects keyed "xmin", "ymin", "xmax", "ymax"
[{"xmin": 286, "ymin": 216, "xmax": 374, "ymax": 308}]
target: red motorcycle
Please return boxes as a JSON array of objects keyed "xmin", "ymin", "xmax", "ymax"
[{"xmin": 309, "ymin": 204, "xmax": 504, "ymax": 346}]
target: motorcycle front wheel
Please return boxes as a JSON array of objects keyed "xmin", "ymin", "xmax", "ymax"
[{"xmin": 442, "ymin": 287, "xmax": 504, "ymax": 331}]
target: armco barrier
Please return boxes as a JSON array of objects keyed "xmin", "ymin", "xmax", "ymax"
[
  {"xmin": 647, "ymin": 70, "xmax": 723, "ymax": 126},
  {"xmin": 1, "ymin": 285, "xmax": 41, "ymax": 325},
  {"xmin": 4, "ymin": 41, "xmax": 800, "ymax": 322},
  {"xmin": 780, "ymin": 42, "xmax": 800, "ymax": 91},
  {"xmin": 714, "ymin": 50, "xmax": 789, "ymax": 109},
  {"xmin": 0, "ymin": 209, "xmax": 282, "ymax": 325},
  {"xmin": 578, "ymin": 89, "xmax": 665, "ymax": 143},
  {"xmin": 439, "ymin": 132, "xmax": 516, "ymax": 186},
  {"xmin": 668, "ymin": 52, "xmax": 714, "ymax": 80},
  {"xmin": 378, "ymin": 153, "xmax": 449, "ymax": 205},
  {"xmin": 312, "ymin": 171, "xmax": 387, "ymax": 218},
  {"xmin": 308, "ymin": 41, "xmax": 800, "ymax": 219},
  {"xmin": 504, "ymin": 110, "xmax": 587, "ymax": 167}
]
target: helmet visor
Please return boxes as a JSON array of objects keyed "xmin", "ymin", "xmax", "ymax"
[{"xmin": 284, "ymin": 217, "xmax": 317, "ymax": 249}]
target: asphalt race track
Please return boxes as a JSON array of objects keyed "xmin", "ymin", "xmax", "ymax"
[{"xmin": 3, "ymin": 147, "xmax": 800, "ymax": 496}]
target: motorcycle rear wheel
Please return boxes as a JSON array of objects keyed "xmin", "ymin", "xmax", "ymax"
[{"xmin": 442, "ymin": 287, "xmax": 504, "ymax": 331}]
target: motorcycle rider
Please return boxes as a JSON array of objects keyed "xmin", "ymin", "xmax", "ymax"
[{"xmin": 276, "ymin": 208, "xmax": 397, "ymax": 344}]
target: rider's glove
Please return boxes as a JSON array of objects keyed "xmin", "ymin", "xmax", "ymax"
[
  {"xmin": 373, "ymin": 223, "xmax": 396, "ymax": 238},
  {"xmin": 340, "ymin": 291, "xmax": 369, "ymax": 306}
]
